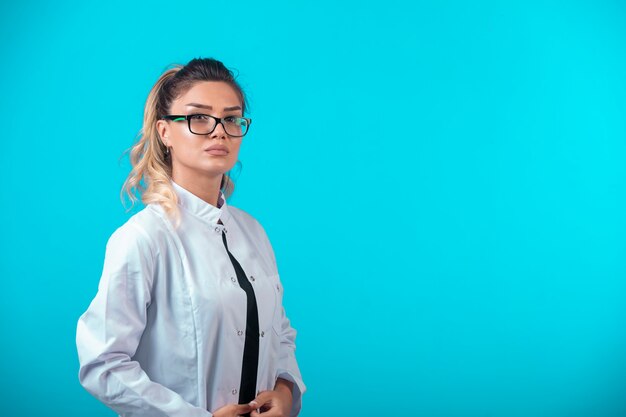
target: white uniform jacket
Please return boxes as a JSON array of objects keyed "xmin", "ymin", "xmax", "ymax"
[{"xmin": 76, "ymin": 181, "xmax": 305, "ymax": 416}]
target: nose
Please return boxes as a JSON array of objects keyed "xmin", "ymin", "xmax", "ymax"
[{"xmin": 211, "ymin": 120, "xmax": 227, "ymax": 139}]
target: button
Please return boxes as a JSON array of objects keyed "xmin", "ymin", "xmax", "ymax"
[
  {"xmin": 214, "ymin": 226, "xmax": 220, "ymax": 233},
  {"xmin": 260, "ymin": 331, "xmax": 265, "ymax": 337},
  {"xmin": 231, "ymin": 276, "xmax": 237, "ymax": 283},
  {"xmin": 231, "ymin": 388, "xmax": 238, "ymax": 395},
  {"xmin": 276, "ymin": 284, "xmax": 280, "ymax": 291},
  {"xmin": 250, "ymin": 275, "xmax": 255, "ymax": 282},
  {"xmin": 237, "ymin": 330, "xmax": 243, "ymax": 336}
]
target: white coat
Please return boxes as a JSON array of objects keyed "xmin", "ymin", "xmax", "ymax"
[{"xmin": 76, "ymin": 181, "xmax": 305, "ymax": 416}]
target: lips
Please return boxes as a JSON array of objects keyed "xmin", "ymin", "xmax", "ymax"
[{"xmin": 204, "ymin": 144, "xmax": 229, "ymax": 153}]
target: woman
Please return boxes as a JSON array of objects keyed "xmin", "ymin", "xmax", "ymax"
[{"xmin": 76, "ymin": 57, "xmax": 305, "ymax": 417}]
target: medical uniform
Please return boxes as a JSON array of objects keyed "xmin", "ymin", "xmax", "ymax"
[{"xmin": 76, "ymin": 181, "xmax": 305, "ymax": 417}]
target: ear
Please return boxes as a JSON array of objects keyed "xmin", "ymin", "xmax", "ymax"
[{"xmin": 156, "ymin": 119, "xmax": 170, "ymax": 146}]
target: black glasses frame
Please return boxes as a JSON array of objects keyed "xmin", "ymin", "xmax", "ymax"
[{"xmin": 162, "ymin": 113, "xmax": 252, "ymax": 137}]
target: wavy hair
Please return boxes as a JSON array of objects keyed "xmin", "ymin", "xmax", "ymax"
[{"xmin": 121, "ymin": 58, "xmax": 248, "ymax": 227}]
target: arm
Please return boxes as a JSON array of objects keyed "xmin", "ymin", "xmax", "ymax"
[
  {"xmin": 274, "ymin": 302, "xmax": 306, "ymax": 417},
  {"xmin": 76, "ymin": 224, "xmax": 212, "ymax": 417}
]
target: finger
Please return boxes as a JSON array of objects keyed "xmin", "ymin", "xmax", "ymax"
[
  {"xmin": 251, "ymin": 409, "xmax": 277, "ymax": 417},
  {"xmin": 250, "ymin": 406, "xmax": 281, "ymax": 417},
  {"xmin": 234, "ymin": 403, "xmax": 254, "ymax": 415},
  {"xmin": 252, "ymin": 390, "xmax": 275, "ymax": 405},
  {"xmin": 251, "ymin": 397, "xmax": 279, "ymax": 417}
]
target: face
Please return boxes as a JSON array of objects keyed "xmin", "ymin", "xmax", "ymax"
[{"xmin": 157, "ymin": 81, "xmax": 244, "ymax": 181}]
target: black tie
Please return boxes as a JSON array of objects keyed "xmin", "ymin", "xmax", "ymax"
[{"xmin": 221, "ymin": 229, "xmax": 259, "ymax": 415}]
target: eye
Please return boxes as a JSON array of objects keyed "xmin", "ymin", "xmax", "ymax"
[
  {"xmin": 225, "ymin": 116, "xmax": 245, "ymax": 126},
  {"xmin": 190, "ymin": 114, "xmax": 211, "ymax": 121}
]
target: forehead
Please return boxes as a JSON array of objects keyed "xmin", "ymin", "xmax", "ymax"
[{"xmin": 174, "ymin": 81, "xmax": 241, "ymax": 108}]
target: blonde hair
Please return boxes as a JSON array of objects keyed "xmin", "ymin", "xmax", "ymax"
[{"xmin": 121, "ymin": 58, "xmax": 247, "ymax": 227}]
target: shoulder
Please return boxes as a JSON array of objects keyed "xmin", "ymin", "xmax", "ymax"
[
  {"xmin": 105, "ymin": 205, "xmax": 168, "ymax": 261},
  {"xmin": 227, "ymin": 204, "xmax": 278, "ymax": 269},
  {"xmin": 227, "ymin": 204, "xmax": 268, "ymax": 237}
]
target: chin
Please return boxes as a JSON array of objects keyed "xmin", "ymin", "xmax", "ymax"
[{"xmin": 197, "ymin": 161, "xmax": 235, "ymax": 174}]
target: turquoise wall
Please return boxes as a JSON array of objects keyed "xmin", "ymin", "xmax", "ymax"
[{"xmin": 1, "ymin": 1, "xmax": 625, "ymax": 416}]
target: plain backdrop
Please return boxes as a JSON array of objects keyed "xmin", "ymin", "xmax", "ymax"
[{"xmin": 1, "ymin": 1, "xmax": 625, "ymax": 416}]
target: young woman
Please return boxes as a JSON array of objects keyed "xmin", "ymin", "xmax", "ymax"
[{"xmin": 76, "ymin": 58, "xmax": 305, "ymax": 417}]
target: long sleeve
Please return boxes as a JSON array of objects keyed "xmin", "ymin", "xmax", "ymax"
[
  {"xmin": 274, "ymin": 302, "xmax": 306, "ymax": 417},
  {"xmin": 76, "ymin": 223, "xmax": 212, "ymax": 417},
  {"xmin": 256, "ymin": 220, "xmax": 306, "ymax": 417}
]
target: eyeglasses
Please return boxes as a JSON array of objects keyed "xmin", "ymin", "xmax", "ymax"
[{"xmin": 162, "ymin": 113, "xmax": 252, "ymax": 137}]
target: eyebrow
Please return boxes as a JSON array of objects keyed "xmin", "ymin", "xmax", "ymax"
[{"xmin": 185, "ymin": 103, "xmax": 242, "ymax": 111}]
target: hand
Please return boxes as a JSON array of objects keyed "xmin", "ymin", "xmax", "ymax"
[
  {"xmin": 250, "ymin": 379, "xmax": 293, "ymax": 417},
  {"xmin": 212, "ymin": 402, "xmax": 255, "ymax": 417}
]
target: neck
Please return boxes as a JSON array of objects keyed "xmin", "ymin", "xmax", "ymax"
[{"xmin": 172, "ymin": 169, "xmax": 223, "ymax": 207}]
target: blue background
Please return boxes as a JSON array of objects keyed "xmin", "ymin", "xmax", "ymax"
[{"xmin": 1, "ymin": 1, "xmax": 625, "ymax": 416}]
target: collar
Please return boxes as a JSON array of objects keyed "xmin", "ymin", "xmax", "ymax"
[{"xmin": 171, "ymin": 180, "xmax": 231, "ymax": 226}]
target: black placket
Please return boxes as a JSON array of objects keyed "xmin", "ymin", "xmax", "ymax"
[{"xmin": 220, "ymin": 229, "xmax": 259, "ymax": 414}]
